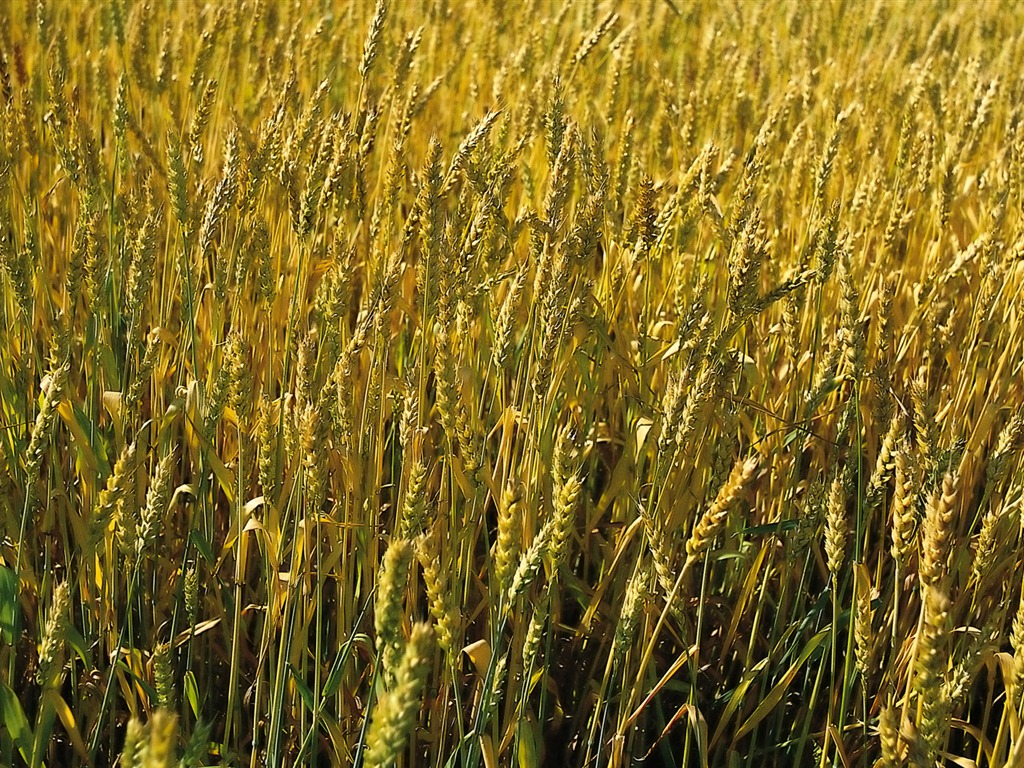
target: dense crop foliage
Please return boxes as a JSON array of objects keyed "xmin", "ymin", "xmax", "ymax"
[{"xmin": 2, "ymin": 1, "xmax": 1024, "ymax": 766}]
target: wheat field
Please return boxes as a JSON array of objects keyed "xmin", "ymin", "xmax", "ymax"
[{"xmin": 2, "ymin": 0, "xmax": 1024, "ymax": 766}]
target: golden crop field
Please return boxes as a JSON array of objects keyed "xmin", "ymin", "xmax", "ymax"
[{"xmin": 2, "ymin": 0, "xmax": 1023, "ymax": 765}]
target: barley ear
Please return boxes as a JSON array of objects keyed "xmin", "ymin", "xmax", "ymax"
[
  {"xmin": 919, "ymin": 472, "xmax": 957, "ymax": 588},
  {"xmin": 824, "ymin": 472, "xmax": 848, "ymax": 579},
  {"xmin": 494, "ymin": 482, "xmax": 522, "ymax": 596},
  {"xmin": 507, "ymin": 519, "xmax": 553, "ymax": 608},
  {"xmin": 36, "ymin": 579, "xmax": 70, "ymax": 689},
  {"xmin": 914, "ymin": 587, "xmax": 952, "ymax": 765},
  {"xmin": 890, "ymin": 439, "xmax": 919, "ymax": 567},
  {"xmin": 853, "ymin": 563, "xmax": 873, "ymax": 677},
  {"xmin": 364, "ymin": 622, "xmax": 435, "ymax": 768},
  {"xmin": 683, "ymin": 456, "xmax": 758, "ymax": 576},
  {"xmin": 416, "ymin": 529, "xmax": 458, "ymax": 663},
  {"xmin": 612, "ymin": 563, "xmax": 650, "ymax": 668},
  {"xmin": 376, "ymin": 539, "xmax": 413, "ymax": 678},
  {"xmin": 878, "ymin": 700, "xmax": 902, "ymax": 767}
]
